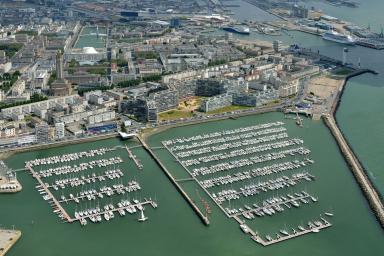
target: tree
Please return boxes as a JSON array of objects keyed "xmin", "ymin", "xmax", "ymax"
[{"xmin": 13, "ymin": 71, "xmax": 21, "ymax": 78}]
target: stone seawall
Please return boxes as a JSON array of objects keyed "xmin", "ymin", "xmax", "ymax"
[
  {"xmin": 324, "ymin": 68, "xmax": 384, "ymax": 228},
  {"xmin": 323, "ymin": 116, "xmax": 384, "ymax": 228}
]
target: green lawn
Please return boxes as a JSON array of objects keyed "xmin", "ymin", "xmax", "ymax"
[{"xmin": 158, "ymin": 110, "xmax": 194, "ymax": 121}]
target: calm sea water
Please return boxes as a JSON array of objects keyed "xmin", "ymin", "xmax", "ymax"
[
  {"xmin": 1, "ymin": 113, "xmax": 383, "ymax": 255},
  {"xmin": 0, "ymin": 1, "xmax": 383, "ymax": 255}
]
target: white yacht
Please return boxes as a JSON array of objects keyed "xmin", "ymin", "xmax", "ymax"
[{"xmin": 138, "ymin": 210, "xmax": 148, "ymax": 222}]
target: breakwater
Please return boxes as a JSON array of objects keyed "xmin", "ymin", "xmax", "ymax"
[
  {"xmin": 331, "ymin": 69, "xmax": 379, "ymax": 114},
  {"xmin": 324, "ymin": 69, "xmax": 384, "ymax": 228},
  {"xmin": 323, "ymin": 116, "xmax": 384, "ymax": 228}
]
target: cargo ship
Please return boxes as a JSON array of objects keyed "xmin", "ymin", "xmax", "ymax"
[{"xmin": 222, "ymin": 26, "xmax": 250, "ymax": 35}]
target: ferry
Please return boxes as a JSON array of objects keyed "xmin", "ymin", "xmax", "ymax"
[
  {"xmin": 322, "ymin": 30, "xmax": 356, "ymax": 45},
  {"xmin": 222, "ymin": 26, "xmax": 250, "ymax": 35}
]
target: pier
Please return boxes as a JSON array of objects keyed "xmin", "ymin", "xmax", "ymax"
[
  {"xmin": 324, "ymin": 116, "xmax": 384, "ymax": 227},
  {"xmin": 163, "ymin": 142, "xmax": 231, "ymax": 218},
  {"xmin": 324, "ymin": 68, "xmax": 384, "ymax": 228},
  {"xmin": 68, "ymin": 199, "xmax": 156, "ymax": 224},
  {"xmin": 137, "ymin": 136, "xmax": 210, "ymax": 225},
  {"xmin": 251, "ymin": 221, "xmax": 332, "ymax": 246},
  {"xmin": 233, "ymin": 214, "xmax": 331, "ymax": 246},
  {"xmin": 27, "ymin": 165, "xmax": 73, "ymax": 222}
]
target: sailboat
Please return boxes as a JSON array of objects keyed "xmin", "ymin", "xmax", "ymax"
[
  {"xmin": 138, "ymin": 209, "xmax": 148, "ymax": 222},
  {"xmin": 325, "ymin": 206, "xmax": 334, "ymax": 216}
]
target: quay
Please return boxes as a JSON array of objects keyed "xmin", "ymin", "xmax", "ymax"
[
  {"xmin": 26, "ymin": 165, "xmax": 73, "ymax": 223},
  {"xmin": 0, "ymin": 229, "xmax": 21, "ymax": 256},
  {"xmin": 137, "ymin": 136, "xmax": 210, "ymax": 225}
]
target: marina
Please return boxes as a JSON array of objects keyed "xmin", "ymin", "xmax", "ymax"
[
  {"xmin": 24, "ymin": 146, "xmax": 158, "ymax": 226},
  {"xmin": 2, "ymin": 113, "xmax": 384, "ymax": 255},
  {"xmin": 0, "ymin": 0, "xmax": 384, "ymax": 254},
  {"xmin": 160, "ymin": 121, "xmax": 331, "ymax": 246}
]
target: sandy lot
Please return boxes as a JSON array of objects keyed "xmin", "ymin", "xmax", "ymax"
[{"xmin": 307, "ymin": 76, "xmax": 344, "ymax": 99}]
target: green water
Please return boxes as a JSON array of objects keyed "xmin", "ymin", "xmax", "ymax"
[
  {"xmin": 1, "ymin": 1, "xmax": 384, "ymax": 255},
  {"xmin": 1, "ymin": 113, "xmax": 382, "ymax": 255},
  {"xmin": 74, "ymin": 26, "xmax": 106, "ymax": 49},
  {"xmin": 227, "ymin": 0, "xmax": 384, "ymax": 196}
]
